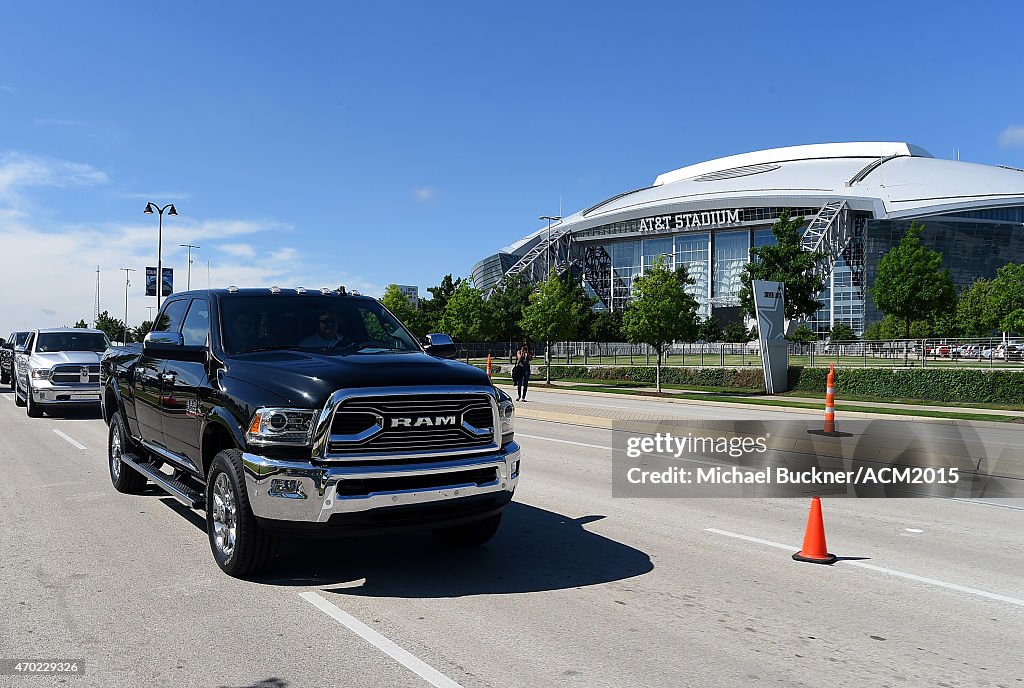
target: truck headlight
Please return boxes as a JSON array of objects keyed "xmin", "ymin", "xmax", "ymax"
[
  {"xmin": 498, "ymin": 397, "xmax": 515, "ymax": 442},
  {"xmin": 246, "ymin": 408, "xmax": 317, "ymax": 446},
  {"xmin": 30, "ymin": 368, "xmax": 52, "ymax": 380}
]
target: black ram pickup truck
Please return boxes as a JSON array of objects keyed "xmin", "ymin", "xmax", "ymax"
[{"xmin": 101, "ymin": 287, "xmax": 519, "ymax": 577}]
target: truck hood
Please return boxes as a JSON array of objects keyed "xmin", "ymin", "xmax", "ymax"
[
  {"xmin": 31, "ymin": 351, "xmax": 103, "ymax": 366},
  {"xmin": 221, "ymin": 350, "xmax": 491, "ymax": 407}
]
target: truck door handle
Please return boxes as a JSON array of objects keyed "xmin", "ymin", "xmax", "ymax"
[{"xmin": 159, "ymin": 372, "xmax": 177, "ymax": 384}]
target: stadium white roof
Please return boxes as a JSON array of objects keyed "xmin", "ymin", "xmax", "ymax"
[{"xmin": 500, "ymin": 142, "xmax": 1024, "ymax": 252}]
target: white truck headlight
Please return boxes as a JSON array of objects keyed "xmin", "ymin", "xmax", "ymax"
[
  {"xmin": 246, "ymin": 408, "xmax": 317, "ymax": 446},
  {"xmin": 30, "ymin": 368, "xmax": 52, "ymax": 380},
  {"xmin": 498, "ymin": 397, "xmax": 515, "ymax": 441}
]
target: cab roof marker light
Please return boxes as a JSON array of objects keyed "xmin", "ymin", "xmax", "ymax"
[
  {"xmin": 320, "ymin": 287, "xmax": 333, "ymax": 295},
  {"xmin": 227, "ymin": 285, "xmax": 239, "ymax": 293},
  {"xmin": 295, "ymin": 287, "xmax": 307, "ymax": 294},
  {"xmin": 269, "ymin": 286, "xmax": 281, "ymax": 294}
]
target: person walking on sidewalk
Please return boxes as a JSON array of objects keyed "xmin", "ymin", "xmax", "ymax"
[{"xmin": 514, "ymin": 343, "xmax": 533, "ymax": 401}]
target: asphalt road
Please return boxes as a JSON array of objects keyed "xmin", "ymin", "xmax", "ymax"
[{"xmin": 1, "ymin": 387, "xmax": 1023, "ymax": 687}]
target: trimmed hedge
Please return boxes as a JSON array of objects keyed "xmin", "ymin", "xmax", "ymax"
[
  {"xmin": 521, "ymin": 365, "xmax": 765, "ymax": 390},
  {"xmin": 789, "ymin": 366, "xmax": 1024, "ymax": 405}
]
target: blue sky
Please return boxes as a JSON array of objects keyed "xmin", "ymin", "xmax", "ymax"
[{"xmin": 2, "ymin": 1, "xmax": 1023, "ymax": 329}]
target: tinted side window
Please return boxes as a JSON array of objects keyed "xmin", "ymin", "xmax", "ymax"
[
  {"xmin": 154, "ymin": 300, "xmax": 190, "ymax": 333},
  {"xmin": 181, "ymin": 299, "xmax": 210, "ymax": 347}
]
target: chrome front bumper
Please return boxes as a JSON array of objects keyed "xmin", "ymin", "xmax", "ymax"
[
  {"xmin": 30, "ymin": 380, "xmax": 102, "ymax": 404},
  {"xmin": 242, "ymin": 442, "xmax": 521, "ymax": 523}
]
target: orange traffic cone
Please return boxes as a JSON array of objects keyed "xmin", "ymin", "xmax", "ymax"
[
  {"xmin": 823, "ymin": 363, "xmax": 836, "ymax": 435},
  {"xmin": 792, "ymin": 496, "xmax": 837, "ymax": 565},
  {"xmin": 486, "ymin": 353, "xmax": 492, "ymax": 378}
]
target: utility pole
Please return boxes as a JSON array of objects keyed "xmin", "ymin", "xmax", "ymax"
[
  {"xmin": 94, "ymin": 265, "xmax": 101, "ymax": 327},
  {"xmin": 121, "ymin": 268, "xmax": 135, "ymax": 344},
  {"xmin": 179, "ymin": 243, "xmax": 200, "ymax": 290}
]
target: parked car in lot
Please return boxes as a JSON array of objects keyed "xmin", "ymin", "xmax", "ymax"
[
  {"xmin": 13, "ymin": 328, "xmax": 108, "ymax": 417},
  {"xmin": 101, "ymin": 287, "xmax": 519, "ymax": 577},
  {"xmin": 1, "ymin": 331, "xmax": 30, "ymax": 385}
]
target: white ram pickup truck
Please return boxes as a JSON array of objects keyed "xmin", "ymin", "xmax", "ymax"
[{"xmin": 14, "ymin": 328, "xmax": 109, "ymax": 417}]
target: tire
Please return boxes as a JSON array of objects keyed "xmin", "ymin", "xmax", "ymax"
[
  {"xmin": 13, "ymin": 376, "xmax": 25, "ymax": 407},
  {"xmin": 206, "ymin": 449, "xmax": 275, "ymax": 578},
  {"xmin": 433, "ymin": 512, "xmax": 502, "ymax": 547},
  {"xmin": 25, "ymin": 385, "xmax": 43, "ymax": 417},
  {"xmin": 108, "ymin": 411, "xmax": 147, "ymax": 494}
]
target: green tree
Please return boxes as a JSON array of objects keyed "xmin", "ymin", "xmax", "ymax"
[
  {"xmin": 696, "ymin": 316, "xmax": 722, "ymax": 342},
  {"xmin": 955, "ymin": 279, "xmax": 996, "ymax": 336},
  {"xmin": 132, "ymin": 320, "xmax": 154, "ymax": 341},
  {"xmin": 486, "ymin": 273, "xmax": 534, "ymax": 344},
  {"xmin": 870, "ymin": 222, "xmax": 956, "ymax": 337},
  {"xmin": 380, "ymin": 284, "xmax": 425, "ymax": 337},
  {"xmin": 988, "ymin": 263, "xmax": 1024, "ymax": 334},
  {"xmin": 94, "ymin": 310, "xmax": 129, "ymax": 344},
  {"xmin": 738, "ymin": 210, "xmax": 826, "ymax": 321},
  {"xmin": 439, "ymin": 281, "xmax": 491, "ymax": 342},
  {"xmin": 73, "ymin": 319, "xmax": 88, "ymax": 328},
  {"xmin": 722, "ymin": 321, "xmax": 749, "ymax": 343},
  {"xmin": 787, "ymin": 323, "xmax": 818, "ymax": 344},
  {"xmin": 828, "ymin": 323, "xmax": 858, "ymax": 342},
  {"xmin": 587, "ymin": 310, "xmax": 623, "ymax": 342},
  {"xmin": 520, "ymin": 270, "xmax": 590, "ymax": 383},
  {"xmin": 620, "ymin": 259, "xmax": 700, "ymax": 392},
  {"xmin": 420, "ymin": 274, "xmax": 462, "ymax": 334}
]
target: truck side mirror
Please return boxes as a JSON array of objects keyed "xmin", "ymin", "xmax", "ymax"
[
  {"xmin": 423, "ymin": 333, "xmax": 457, "ymax": 360},
  {"xmin": 143, "ymin": 331, "xmax": 184, "ymax": 352}
]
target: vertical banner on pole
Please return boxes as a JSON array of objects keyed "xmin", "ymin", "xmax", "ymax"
[
  {"xmin": 145, "ymin": 267, "xmax": 157, "ymax": 296},
  {"xmin": 753, "ymin": 280, "xmax": 789, "ymax": 394}
]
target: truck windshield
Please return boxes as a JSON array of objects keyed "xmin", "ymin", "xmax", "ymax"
[
  {"xmin": 35, "ymin": 332, "xmax": 109, "ymax": 353},
  {"xmin": 220, "ymin": 295, "xmax": 422, "ymax": 355}
]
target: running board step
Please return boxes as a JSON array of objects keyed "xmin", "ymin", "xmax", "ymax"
[{"xmin": 122, "ymin": 453, "xmax": 204, "ymax": 509}]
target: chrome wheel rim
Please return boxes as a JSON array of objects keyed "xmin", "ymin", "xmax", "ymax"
[
  {"xmin": 110, "ymin": 426, "xmax": 122, "ymax": 481},
  {"xmin": 212, "ymin": 473, "xmax": 237, "ymax": 558}
]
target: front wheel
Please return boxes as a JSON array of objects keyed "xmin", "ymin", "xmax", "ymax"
[
  {"xmin": 433, "ymin": 513, "xmax": 502, "ymax": 547},
  {"xmin": 108, "ymin": 411, "xmax": 147, "ymax": 494},
  {"xmin": 206, "ymin": 449, "xmax": 275, "ymax": 578},
  {"xmin": 25, "ymin": 386, "xmax": 43, "ymax": 417}
]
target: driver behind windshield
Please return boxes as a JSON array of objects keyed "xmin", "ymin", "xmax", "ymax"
[{"xmin": 299, "ymin": 310, "xmax": 343, "ymax": 347}]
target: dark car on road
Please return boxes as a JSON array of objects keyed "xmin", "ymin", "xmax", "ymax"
[{"xmin": 1, "ymin": 331, "xmax": 30, "ymax": 385}]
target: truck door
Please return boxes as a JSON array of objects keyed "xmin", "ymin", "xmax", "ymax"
[
  {"xmin": 134, "ymin": 299, "xmax": 190, "ymax": 446},
  {"xmin": 161, "ymin": 297, "xmax": 210, "ymax": 469}
]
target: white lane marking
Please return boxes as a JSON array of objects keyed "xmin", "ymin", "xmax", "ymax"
[
  {"xmin": 516, "ymin": 433, "xmax": 611, "ymax": 451},
  {"xmin": 705, "ymin": 528, "xmax": 1024, "ymax": 607},
  {"xmin": 905, "ymin": 528, "xmax": 924, "ymax": 534},
  {"xmin": 516, "ymin": 432, "xmax": 731, "ymax": 467},
  {"xmin": 300, "ymin": 591, "xmax": 464, "ymax": 688},
  {"xmin": 52, "ymin": 429, "xmax": 87, "ymax": 450}
]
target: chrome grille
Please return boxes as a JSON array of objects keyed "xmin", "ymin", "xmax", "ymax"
[
  {"xmin": 50, "ymin": 364, "xmax": 100, "ymax": 385},
  {"xmin": 328, "ymin": 393, "xmax": 496, "ymax": 457}
]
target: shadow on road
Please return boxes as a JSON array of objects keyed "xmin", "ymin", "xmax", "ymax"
[
  {"xmin": 218, "ymin": 680, "xmax": 287, "ymax": 688},
  {"xmin": 253, "ymin": 502, "xmax": 653, "ymax": 596}
]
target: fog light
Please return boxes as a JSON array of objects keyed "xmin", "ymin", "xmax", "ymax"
[
  {"xmin": 269, "ymin": 479, "xmax": 306, "ymax": 499},
  {"xmin": 511, "ymin": 460, "xmax": 520, "ymax": 476}
]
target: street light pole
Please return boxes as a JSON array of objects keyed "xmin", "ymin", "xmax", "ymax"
[
  {"xmin": 121, "ymin": 268, "xmax": 135, "ymax": 344},
  {"xmin": 538, "ymin": 215, "xmax": 561, "ymax": 277},
  {"xmin": 146, "ymin": 306, "xmax": 155, "ymax": 322},
  {"xmin": 179, "ymin": 243, "xmax": 200, "ymax": 290},
  {"xmin": 144, "ymin": 202, "xmax": 178, "ymax": 312}
]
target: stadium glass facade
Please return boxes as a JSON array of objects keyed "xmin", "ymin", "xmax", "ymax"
[{"xmin": 472, "ymin": 143, "xmax": 1024, "ymax": 336}]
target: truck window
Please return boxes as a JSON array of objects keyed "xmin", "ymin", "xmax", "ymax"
[
  {"xmin": 181, "ymin": 299, "xmax": 210, "ymax": 347},
  {"xmin": 154, "ymin": 300, "xmax": 190, "ymax": 334}
]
